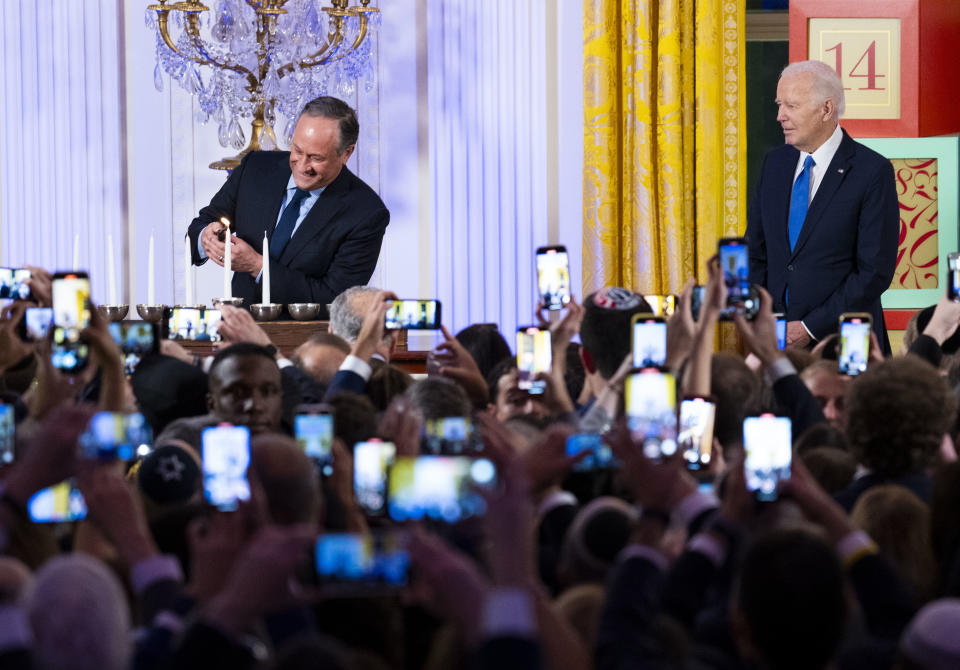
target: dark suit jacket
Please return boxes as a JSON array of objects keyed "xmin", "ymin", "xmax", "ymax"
[
  {"xmin": 745, "ymin": 130, "xmax": 898, "ymax": 350},
  {"xmin": 187, "ymin": 152, "xmax": 389, "ymax": 316}
]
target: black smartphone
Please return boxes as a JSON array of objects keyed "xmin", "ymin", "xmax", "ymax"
[
  {"xmin": 678, "ymin": 396, "xmax": 716, "ymax": 471},
  {"xmin": 536, "ymin": 245, "xmax": 571, "ymax": 310},
  {"xmin": 949, "ymin": 252, "xmax": 960, "ymax": 302},
  {"xmin": 516, "ymin": 326, "xmax": 551, "ymax": 394},
  {"xmin": 314, "ymin": 531, "xmax": 411, "ymax": 594},
  {"xmin": 387, "ymin": 455, "xmax": 497, "ymax": 522},
  {"xmin": 109, "ymin": 321, "xmax": 159, "ymax": 375},
  {"xmin": 422, "ymin": 416, "xmax": 479, "ymax": 455},
  {"xmin": 0, "ymin": 404, "xmax": 14, "ymax": 465},
  {"xmin": 354, "ymin": 440, "xmax": 397, "ymax": 516},
  {"xmin": 165, "ymin": 307, "xmax": 222, "ymax": 342},
  {"xmin": 78, "ymin": 411, "xmax": 152, "ymax": 461},
  {"xmin": 719, "ymin": 237, "xmax": 750, "ymax": 308},
  {"xmin": 384, "ymin": 300, "xmax": 442, "ymax": 330},
  {"xmin": 566, "ymin": 433, "xmax": 618, "ymax": 472},
  {"xmin": 690, "ymin": 284, "xmax": 759, "ymax": 322},
  {"xmin": 642, "ymin": 294, "xmax": 678, "ymax": 317},
  {"xmin": 631, "ymin": 314, "xmax": 667, "ymax": 368},
  {"xmin": 0, "ymin": 268, "xmax": 32, "ymax": 301},
  {"xmin": 51, "ymin": 272, "xmax": 91, "ymax": 374},
  {"xmin": 743, "ymin": 413, "xmax": 792, "ymax": 502},
  {"xmin": 625, "ymin": 369, "xmax": 678, "ymax": 461},
  {"xmin": 202, "ymin": 424, "xmax": 251, "ymax": 511},
  {"xmin": 775, "ymin": 313, "xmax": 787, "ymax": 350},
  {"xmin": 838, "ymin": 313, "xmax": 871, "ymax": 376},
  {"xmin": 28, "ymin": 480, "xmax": 87, "ymax": 523},
  {"xmin": 21, "ymin": 306, "xmax": 53, "ymax": 342},
  {"xmin": 295, "ymin": 404, "xmax": 334, "ymax": 476}
]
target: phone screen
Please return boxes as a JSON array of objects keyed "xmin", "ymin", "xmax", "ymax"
[
  {"xmin": 315, "ymin": 532, "xmax": 410, "ymax": 591},
  {"xmin": 839, "ymin": 317, "xmax": 871, "ymax": 376},
  {"xmin": 202, "ymin": 425, "xmax": 251, "ymax": 511},
  {"xmin": 0, "ymin": 268, "xmax": 31, "ymax": 301},
  {"xmin": 566, "ymin": 433, "xmax": 617, "ymax": 471},
  {"xmin": 678, "ymin": 397, "xmax": 716, "ymax": 471},
  {"xmin": 632, "ymin": 316, "xmax": 667, "ymax": 368},
  {"xmin": 384, "ymin": 300, "xmax": 441, "ymax": 330},
  {"xmin": 51, "ymin": 273, "xmax": 91, "ymax": 373},
  {"xmin": 719, "ymin": 239, "xmax": 750, "ymax": 304},
  {"xmin": 78, "ymin": 411, "xmax": 152, "ymax": 461},
  {"xmin": 949, "ymin": 253, "xmax": 960, "ymax": 302},
  {"xmin": 536, "ymin": 247, "xmax": 571, "ymax": 311},
  {"xmin": 625, "ymin": 370, "xmax": 678, "ymax": 460},
  {"xmin": 516, "ymin": 327, "xmax": 551, "ymax": 394},
  {"xmin": 354, "ymin": 441, "xmax": 396, "ymax": 515},
  {"xmin": 642, "ymin": 295, "xmax": 677, "ymax": 317},
  {"xmin": 743, "ymin": 414, "xmax": 792, "ymax": 501},
  {"xmin": 24, "ymin": 307, "xmax": 54, "ymax": 342},
  {"xmin": 28, "ymin": 480, "xmax": 87, "ymax": 523},
  {"xmin": 387, "ymin": 456, "xmax": 497, "ymax": 522},
  {"xmin": 109, "ymin": 321, "xmax": 157, "ymax": 375},
  {"xmin": 0, "ymin": 404, "xmax": 14, "ymax": 465},
  {"xmin": 423, "ymin": 417, "xmax": 476, "ymax": 455},
  {"xmin": 775, "ymin": 316, "xmax": 787, "ymax": 350},
  {"xmin": 296, "ymin": 413, "xmax": 334, "ymax": 475},
  {"xmin": 166, "ymin": 307, "xmax": 222, "ymax": 342}
]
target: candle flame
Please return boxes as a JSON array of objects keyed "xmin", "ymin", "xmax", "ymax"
[{"xmin": 220, "ymin": 217, "xmax": 231, "ymax": 229}]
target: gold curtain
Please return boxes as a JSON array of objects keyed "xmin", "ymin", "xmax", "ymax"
[{"xmin": 583, "ymin": 0, "xmax": 746, "ymax": 294}]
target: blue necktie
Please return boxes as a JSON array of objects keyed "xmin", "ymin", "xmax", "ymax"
[
  {"xmin": 270, "ymin": 188, "xmax": 310, "ymax": 259},
  {"xmin": 788, "ymin": 155, "xmax": 815, "ymax": 252}
]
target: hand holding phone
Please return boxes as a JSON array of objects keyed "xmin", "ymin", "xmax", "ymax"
[
  {"xmin": 202, "ymin": 424, "xmax": 251, "ymax": 511},
  {"xmin": 536, "ymin": 246, "xmax": 571, "ymax": 310},
  {"xmin": 631, "ymin": 314, "xmax": 667, "ymax": 368},
  {"xmin": 678, "ymin": 396, "xmax": 716, "ymax": 471},
  {"xmin": 295, "ymin": 405, "xmax": 334, "ymax": 476},
  {"xmin": 516, "ymin": 326, "xmax": 551, "ymax": 394},
  {"xmin": 838, "ymin": 313, "xmax": 871, "ymax": 376},
  {"xmin": 949, "ymin": 253, "xmax": 960, "ymax": 302},
  {"xmin": 384, "ymin": 300, "xmax": 441, "ymax": 330},
  {"xmin": 625, "ymin": 369, "xmax": 678, "ymax": 461},
  {"xmin": 166, "ymin": 307, "xmax": 222, "ymax": 342},
  {"xmin": 354, "ymin": 441, "xmax": 396, "ymax": 515},
  {"xmin": 315, "ymin": 531, "xmax": 410, "ymax": 594},
  {"xmin": 51, "ymin": 272, "xmax": 91, "ymax": 373},
  {"xmin": 743, "ymin": 414, "xmax": 792, "ymax": 501}
]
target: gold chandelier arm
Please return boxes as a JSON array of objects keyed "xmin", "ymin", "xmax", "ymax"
[{"xmin": 182, "ymin": 13, "xmax": 259, "ymax": 89}]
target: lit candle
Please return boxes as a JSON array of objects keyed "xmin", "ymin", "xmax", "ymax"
[
  {"xmin": 184, "ymin": 235, "xmax": 193, "ymax": 305},
  {"xmin": 262, "ymin": 232, "xmax": 270, "ymax": 305},
  {"xmin": 72, "ymin": 233, "xmax": 80, "ymax": 272},
  {"xmin": 148, "ymin": 233, "xmax": 156, "ymax": 305},
  {"xmin": 221, "ymin": 217, "xmax": 232, "ymax": 299},
  {"xmin": 107, "ymin": 234, "xmax": 118, "ymax": 305}
]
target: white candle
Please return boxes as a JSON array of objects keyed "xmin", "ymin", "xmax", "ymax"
[
  {"xmin": 221, "ymin": 217, "xmax": 232, "ymax": 299},
  {"xmin": 148, "ymin": 234, "xmax": 156, "ymax": 305},
  {"xmin": 262, "ymin": 232, "xmax": 270, "ymax": 305},
  {"xmin": 72, "ymin": 233, "xmax": 80, "ymax": 272},
  {"xmin": 107, "ymin": 234, "xmax": 118, "ymax": 305},
  {"xmin": 184, "ymin": 235, "xmax": 194, "ymax": 305}
]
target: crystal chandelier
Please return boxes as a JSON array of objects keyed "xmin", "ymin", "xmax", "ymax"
[{"xmin": 145, "ymin": 0, "xmax": 380, "ymax": 170}]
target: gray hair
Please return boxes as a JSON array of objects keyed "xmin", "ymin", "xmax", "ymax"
[
  {"xmin": 329, "ymin": 285, "xmax": 381, "ymax": 343},
  {"xmin": 299, "ymin": 96, "xmax": 359, "ymax": 155},
  {"xmin": 781, "ymin": 60, "xmax": 845, "ymax": 118}
]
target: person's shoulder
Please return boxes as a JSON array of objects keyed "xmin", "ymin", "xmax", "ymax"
[
  {"xmin": 336, "ymin": 166, "xmax": 388, "ymax": 211},
  {"xmin": 241, "ymin": 150, "xmax": 290, "ymax": 171},
  {"xmin": 761, "ymin": 142, "xmax": 799, "ymax": 168},
  {"xmin": 845, "ymin": 133, "xmax": 892, "ymax": 170}
]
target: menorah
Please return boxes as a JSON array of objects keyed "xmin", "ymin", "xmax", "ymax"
[{"xmin": 145, "ymin": 0, "xmax": 380, "ymax": 170}]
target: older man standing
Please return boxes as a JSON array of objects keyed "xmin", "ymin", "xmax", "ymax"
[{"xmin": 746, "ymin": 60, "xmax": 898, "ymax": 351}]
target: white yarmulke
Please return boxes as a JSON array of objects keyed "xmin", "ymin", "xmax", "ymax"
[{"xmin": 900, "ymin": 598, "xmax": 960, "ymax": 670}]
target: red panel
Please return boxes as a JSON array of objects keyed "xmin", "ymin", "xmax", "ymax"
[{"xmin": 883, "ymin": 309, "xmax": 919, "ymax": 330}]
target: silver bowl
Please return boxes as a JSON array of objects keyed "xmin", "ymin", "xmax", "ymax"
[
  {"xmin": 136, "ymin": 304, "xmax": 166, "ymax": 323},
  {"xmin": 212, "ymin": 297, "xmax": 245, "ymax": 310},
  {"xmin": 287, "ymin": 302, "xmax": 320, "ymax": 320},
  {"xmin": 97, "ymin": 304, "xmax": 129, "ymax": 322},
  {"xmin": 173, "ymin": 304, "xmax": 205, "ymax": 310},
  {"xmin": 250, "ymin": 303, "xmax": 282, "ymax": 321}
]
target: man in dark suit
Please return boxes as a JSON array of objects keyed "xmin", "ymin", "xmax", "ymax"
[
  {"xmin": 188, "ymin": 97, "xmax": 389, "ymax": 318},
  {"xmin": 746, "ymin": 60, "xmax": 898, "ymax": 351}
]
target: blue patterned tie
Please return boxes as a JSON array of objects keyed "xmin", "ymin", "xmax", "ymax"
[
  {"xmin": 270, "ymin": 188, "xmax": 310, "ymax": 259},
  {"xmin": 788, "ymin": 155, "xmax": 815, "ymax": 252}
]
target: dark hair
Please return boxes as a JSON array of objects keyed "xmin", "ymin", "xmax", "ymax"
[
  {"xmin": 299, "ymin": 96, "xmax": 359, "ymax": 155},
  {"xmin": 800, "ymin": 447, "xmax": 856, "ymax": 495},
  {"xmin": 455, "ymin": 324, "xmax": 513, "ymax": 381},
  {"xmin": 486, "ymin": 357, "xmax": 518, "ymax": 405},
  {"xmin": 208, "ymin": 343, "xmax": 278, "ymax": 386},
  {"xmin": 794, "ymin": 422, "xmax": 850, "ymax": 454},
  {"xmin": 326, "ymin": 391, "xmax": 378, "ymax": 450},
  {"xmin": 846, "ymin": 357, "xmax": 956, "ymax": 478},
  {"xmin": 580, "ymin": 290, "xmax": 651, "ymax": 379},
  {"xmin": 564, "ymin": 342, "xmax": 586, "ymax": 404},
  {"xmin": 366, "ymin": 364, "xmax": 414, "ymax": 413},
  {"xmin": 738, "ymin": 529, "xmax": 847, "ymax": 670},
  {"xmin": 710, "ymin": 353, "xmax": 762, "ymax": 450},
  {"xmin": 407, "ymin": 377, "xmax": 472, "ymax": 420}
]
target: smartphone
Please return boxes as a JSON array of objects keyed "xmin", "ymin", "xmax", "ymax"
[
  {"xmin": 51, "ymin": 272, "xmax": 91, "ymax": 373},
  {"xmin": 631, "ymin": 314, "xmax": 667, "ymax": 368},
  {"xmin": 109, "ymin": 321, "xmax": 159, "ymax": 375},
  {"xmin": 719, "ymin": 237, "xmax": 750, "ymax": 307},
  {"xmin": 354, "ymin": 441, "xmax": 397, "ymax": 516},
  {"xmin": 201, "ymin": 424, "xmax": 251, "ymax": 511},
  {"xmin": 678, "ymin": 396, "xmax": 716, "ymax": 471},
  {"xmin": 0, "ymin": 404, "xmax": 14, "ymax": 465},
  {"xmin": 642, "ymin": 294, "xmax": 678, "ymax": 317},
  {"xmin": 838, "ymin": 313, "xmax": 871, "ymax": 376},
  {"xmin": 516, "ymin": 326, "xmax": 551, "ymax": 394},
  {"xmin": 690, "ymin": 284, "xmax": 759, "ymax": 322},
  {"xmin": 295, "ymin": 405, "xmax": 334, "ymax": 476},
  {"xmin": 384, "ymin": 300, "xmax": 442, "ymax": 330},
  {"xmin": 422, "ymin": 416, "xmax": 477, "ymax": 455},
  {"xmin": 775, "ymin": 314, "xmax": 787, "ymax": 350},
  {"xmin": 165, "ymin": 307, "xmax": 222, "ymax": 342},
  {"xmin": 28, "ymin": 480, "xmax": 87, "ymax": 523},
  {"xmin": 387, "ymin": 455, "xmax": 497, "ymax": 522},
  {"xmin": 949, "ymin": 253, "xmax": 960, "ymax": 302},
  {"xmin": 315, "ymin": 531, "xmax": 410, "ymax": 593},
  {"xmin": 536, "ymin": 245, "xmax": 571, "ymax": 311},
  {"xmin": 743, "ymin": 414, "xmax": 792, "ymax": 502},
  {"xmin": 21, "ymin": 306, "xmax": 53, "ymax": 342},
  {"xmin": 566, "ymin": 433, "xmax": 617, "ymax": 471},
  {"xmin": 0, "ymin": 268, "xmax": 32, "ymax": 301},
  {"xmin": 625, "ymin": 369, "xmax": 678, "ymax": 461},
  {"xmin": 78, "ymin": 411, "xmax": 152, "ymax": 461}
]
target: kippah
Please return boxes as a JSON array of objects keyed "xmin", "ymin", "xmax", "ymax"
[
  {"xmin": 900, "ymin": 598, "xmax": 960, "ymax": 670},
  {"xmin": 590, "ymin": 287, "xmax": 644, "ymax": 311},
  {"xmin": 137, "ymin": 444, "xmax": 200, "ymax": 506}
]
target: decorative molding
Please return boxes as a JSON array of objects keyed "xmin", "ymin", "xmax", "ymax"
[{"xmin": 745, "ymin": 10, "xmax": 788, "ymax": 42}]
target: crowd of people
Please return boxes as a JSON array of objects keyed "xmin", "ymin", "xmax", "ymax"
[{"xmin": 0, "ymin": 257, "xmax": 959, "ymax": 670}]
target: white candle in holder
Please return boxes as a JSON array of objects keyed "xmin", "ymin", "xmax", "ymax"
[
  {"xmin": 262, "ymin": 232, "xmax": 270, "ymax": 305},
  {"xmin": 107, "ymin": 234, "xmax": 118, "ymax": 305},
  {"xmin": 148, "ymin": 234, "xmax": 156, "ymax": 305},
  {"xmin": 184, "ymin": 235, "xmax": 194, "ymax": 305},
  {"xmin": 221, "ymin": 217, "xmax": 232, "ymax": 299}
]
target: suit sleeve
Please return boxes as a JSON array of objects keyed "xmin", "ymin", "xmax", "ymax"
[
  {"xmin": 746, "ymin": 154, "xmax": 769, "ymax": 288},
  {"xmin": 186, "ymin": 155, "xmax": 250, "ymax": 266},
  {"xmin": 801, "ymin": 160, "xmax": 899, "ymax": 338}
]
